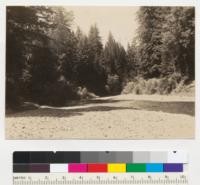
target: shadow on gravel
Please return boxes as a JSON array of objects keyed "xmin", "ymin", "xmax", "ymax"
[
  {"xmin": 6, "ymin": 106, "xmax": 134, "ymax": 118},
  {"xmin": 129, "ymin": 100, "xmax": 194, "ymax": 116},
  {"xmin": 66, "ymin": 98, "xmax": 129, "ymax": 107},
  {"xmin": 6, "ymin": 99, "xmax": 194, "ymax": 118}
]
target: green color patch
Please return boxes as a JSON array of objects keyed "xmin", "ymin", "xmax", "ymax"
[{"xmin": 126, "ymin": 163, "xmax": 146, "ymax": 172}]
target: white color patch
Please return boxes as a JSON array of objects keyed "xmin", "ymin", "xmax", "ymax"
[
  {"xmin": 167, "ymin": 151, "xmax": 188, "ymax": 163},
  {"xmin": 50, "ymin": 164, "xmax": 68, "ymax": 173}
]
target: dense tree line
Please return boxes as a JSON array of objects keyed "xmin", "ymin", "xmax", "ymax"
[
  {"xmin": 6, "ymin": 6, "xmax": 125, "ymax": 107},
  {"xmin": 6, "ymin": 6, "xmax": 195, "ymax": 108},
  {"xmin": 127, "ymin": 6, "xmax": 195, "ymax": 81}
]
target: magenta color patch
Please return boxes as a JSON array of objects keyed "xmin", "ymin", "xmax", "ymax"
[{"xmin": 68, "ymin": 163, "xmax": 87, "ymax": 172}]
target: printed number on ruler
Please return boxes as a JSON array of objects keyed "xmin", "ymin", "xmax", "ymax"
[{"xmin": 13, "ymin": 173, "xmax": 188, "ymax": 185}]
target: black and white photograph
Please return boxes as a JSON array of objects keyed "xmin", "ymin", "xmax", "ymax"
[{"xmin": 5, "ymin": 6, "xmax": 195, "ymax": 139}]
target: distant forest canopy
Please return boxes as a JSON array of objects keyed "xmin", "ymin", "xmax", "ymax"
[{"xmin": 6, "ymin": 6, "xmax": 195, "ymax": 108}]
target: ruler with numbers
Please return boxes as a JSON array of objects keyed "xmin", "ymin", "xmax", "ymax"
[{"xmin": 13, "ymin": 173, "xmax": 188, "ymax": 185}]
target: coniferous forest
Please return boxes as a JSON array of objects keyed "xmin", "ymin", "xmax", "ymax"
[{"xmin": 6, "ymin": 6, "xmax": 195, "ymax": 109}]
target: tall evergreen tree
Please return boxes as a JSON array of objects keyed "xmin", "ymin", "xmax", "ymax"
[
  {"xmin": 88, "ymin": 24, "xmax": 103, "ymax": 60},
  {"xmin": 103, "ymin": 32, "xmax": 127, "ymax": 94},
  {"xmin": 135, "ymin": 6, "xmax": 194, "ymax": 81},
  {"xmin": 161, "ymin": 7, "xmax": 195, "ymax": 80},
  {"xmin": 104, "ymin": 32, "xmax": 127, "ymax": 78},
  {"xmin": 6, "ymin": 6, "xmax": 55, "ymax": 106},
  {"xmin": 126, "ymin": 40, "xmax": 139, "ymax": 79},
  {"xmin": 50, "ymin": 7, "xmax": 76, "ymax": 81},
  {"xmin": 74, "ymin": 25, "xmax": 107, "ymax": 95},
  {"xmin": 136, "ymin": 7, "xmax": 168, "ymax": 78}
]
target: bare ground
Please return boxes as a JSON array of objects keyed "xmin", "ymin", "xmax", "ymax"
[{"xmin": 5, "ymin": 94, "xmax": 195, "ymax": 139}]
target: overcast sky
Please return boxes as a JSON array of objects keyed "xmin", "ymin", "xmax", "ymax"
[{"xmin": 65, "ymin": 6, "xmax": 139, "ymax": 49}]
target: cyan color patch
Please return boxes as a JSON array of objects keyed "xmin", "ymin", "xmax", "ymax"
[{"xmin": 146, "ymin": 163, "xmax": 163, "ymax": 172}]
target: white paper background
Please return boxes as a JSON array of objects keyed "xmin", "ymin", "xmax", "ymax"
[{"xmin": 0, "ymin": 0, "xmax": 199, "ymax": 184}]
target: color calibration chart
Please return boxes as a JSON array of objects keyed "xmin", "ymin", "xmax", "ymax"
[{"xmin": 13, "ymin": 151, "xmax": 188, "ymax": 185}]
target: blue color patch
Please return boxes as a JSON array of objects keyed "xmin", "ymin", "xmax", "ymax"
[{"xmin": 146, "ymin": 163, "xmax": 163, "ymax": 172}]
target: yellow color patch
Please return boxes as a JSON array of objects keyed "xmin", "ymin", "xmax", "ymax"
[{"xmin": 108, "ymin": 163, "xmax": 126, "ymax": 172}]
